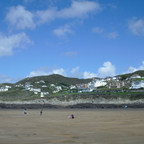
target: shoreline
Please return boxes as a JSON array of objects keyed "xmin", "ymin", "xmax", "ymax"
[{"xmin": 0, "ymin": 103, "xmax": 144, "ymax": 109}]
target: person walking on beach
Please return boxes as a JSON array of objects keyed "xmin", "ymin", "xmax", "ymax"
[
  {"xmin": 40, "ymin": 109, "xmax": 43, "ymax": 115},
  {"xmin": 24, "ymin": 109, "xmax": 28, "ymax": 115},
  {"xmin": 71, "ymin": 114, "xmax": 74, "ymax": 119}
]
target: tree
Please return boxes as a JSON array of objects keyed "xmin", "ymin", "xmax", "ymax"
[{"xmin": 120, "ymin": 74, "xmax": 127, "ymax": 80}]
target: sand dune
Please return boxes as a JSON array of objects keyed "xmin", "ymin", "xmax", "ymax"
[{"xmin": 0, "ymin": 109, "xmax": 144, "ymax": 144}]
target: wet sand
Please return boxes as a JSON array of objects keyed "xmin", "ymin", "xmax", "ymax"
[{"xmin": 0, "ymin": 109, "xmax": 144, "ymax": 144}]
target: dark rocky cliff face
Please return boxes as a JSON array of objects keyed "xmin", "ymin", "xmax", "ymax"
[{"xmin": 0, "ymin": 103, "xmax": 144, "ymax": 109}]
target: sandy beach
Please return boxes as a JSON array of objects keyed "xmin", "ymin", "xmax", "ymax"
[{"xmin": 0, "ymin": 108, "xmax": 144, "ymax": 144}]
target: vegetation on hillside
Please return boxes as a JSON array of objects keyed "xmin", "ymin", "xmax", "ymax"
[
  {"xmin": 0, "ymin": 71, "xmax": 144, "ymax": 101},
  {"xmin": 16, "ymin": 74, "xmax": 92, "ymax": 86}
]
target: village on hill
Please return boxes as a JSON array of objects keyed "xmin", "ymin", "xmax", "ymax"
[{"xmin": 0, "ymin": 73, "xmax": 144, "ymax": 98}]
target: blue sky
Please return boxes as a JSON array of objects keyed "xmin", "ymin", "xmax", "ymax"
[{"xmin": 0, "ymin": 0, "xmax": 144, "ymax": 83}]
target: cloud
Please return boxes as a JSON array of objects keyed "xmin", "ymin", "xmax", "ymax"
[
  {"xmin": 83, "ymin": 71, "xmax": 97, "ymax": 79},
  {"xmin": 82, "ymin": 62, "xmax": 116, "ymax": 79},
  {"xmin": 0, "ymin": 75, "xmax": 22, "ymax": 83},
  {"xmin": 27, "ymin": 62, "xmax": 116, "ymax": 80},
  {"xmin": 0, "ymin": 75, "xmax": 12, "ymax": 83},
  {"xmin": 36, "ymin": 8, "xmax": 57, "ymax": 25},
  {"xmin": 69, "ymin": 62, "xmax": 116, "ymax": 79},
  {"xmin": 128, "ymin": 17, "xmax": 144, "ymax": 36},
  {"xmin": 106, "ymin": 31, "xmax": 118, "ymax": 39},
  {"xmin": 92, "ymin": 28, "xmax": 119, "ymax": 39},
  {"xmin": 123, "ymin": 61, "xmax": 144, "ymax": 74},
  {"xmin": 71, "ymin": 66, "xmax": 80, "ymax": 74},
  {"xmin": 57, "ymin": 1, "xmax": 101, "ymax": 18},
  {"xmin": 27, "ymin": 67, "xmax": 66, "ymax": 77},
  {"xmin": 5, "ymin": 5, "xmax": 35, "ymax": 30},
  {"xmin": 107, "ymin": 4, "xmax": 117, "ymax": 9},
  {"xmin": 53, "ymin": 24, "xmax": 74, "ymax": 36},
  {"xmin": 5, "ymin": 1, "xmax": 101, "ymax": 30},
  {"xmin": 62, "ymin": 51, "xmax": 78, "ymax": 57},
  {"xmin": 92, "ymin": 27, "xmax": 103, "ymax": 34},
  {"xmin": 0, "ymin": 32, "xmax": 32, "ymax": 57},
  {"xmin": 23, "ymin": 0, "xmax": 35, "ymax": 3},
  {"xmin": 97, "ymin": 61, "xmax": 116, "ymax": 78}
]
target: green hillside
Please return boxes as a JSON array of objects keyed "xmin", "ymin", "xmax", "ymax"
[
  {"xmin": 118, "ymin": 70, "xmax": 144, "ymax": 79},
  {"xmin": 16, "ymin": 74, "xmax": 92, "ymax": 86}
]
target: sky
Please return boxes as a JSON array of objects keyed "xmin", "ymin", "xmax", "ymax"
[{"xmin": 0, "ymin": 0, "xmax": 144, "ymax": 83}]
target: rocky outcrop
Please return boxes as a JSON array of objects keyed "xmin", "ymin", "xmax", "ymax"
[
  {"xmin": 0, "ymin": 98, "xmax": 144, "ymax": 109},
  {"xmin": 0, "ymin": 93, "xmax": 144, "ymax": 109},
  {"xmin": 0, "ymin": 103, "xmax": 144, "ymax": 109}
]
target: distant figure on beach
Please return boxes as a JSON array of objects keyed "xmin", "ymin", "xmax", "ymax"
[
  {"xmin": 24, "ymin": 109, "xmax": 28, "ymax": 115},
  {"xmin": 68, "ymin": 114, "xmax": 74, "ymax": 119},
  {"xmin": 40, "ymin": 109, "xmax": 43, "ymax": 115}
]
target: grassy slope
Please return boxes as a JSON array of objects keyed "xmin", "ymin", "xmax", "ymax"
[{"xmin": 16, "ymin": 74, "xmax": 92, "ymax": 86}]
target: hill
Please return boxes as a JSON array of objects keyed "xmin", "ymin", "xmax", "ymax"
[
  {"xmin": 0, "ymin": 71, "xmax": 144, "ymax": 105},
  {"xmin": 15, "ymin": 74, "xmax": 92, "ymax": 86},
  {"xmin": 118, "ymin": 70, "xmax": 144, "ymax": 78}
]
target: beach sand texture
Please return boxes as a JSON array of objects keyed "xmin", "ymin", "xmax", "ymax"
[{"xmin": 0, "ymin": 109, "xmax": 144, "ymax": 144}]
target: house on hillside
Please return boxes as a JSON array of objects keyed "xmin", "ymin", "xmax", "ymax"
[
  {"xmin": 77, "ymin": 79, "xmax": 107, "ymax": 93},
  {"xmin": 93, "ymin": 79, "xmax": 107, "ymax": 87},
  {"xmin": 41, "ymin": 85, "xmax": 47, "ymax": 87},
  {"xmin": 107, "ymin": 81, "xmax": 125, "ymax": 88},
  {"xmin": 0, "ymin": 85, "xmax": 12, "ymax": 92},
  {"xmin": 15, "ymin": 84, "xmax": 23, "ymax": 87},
  {"xmin": 70, "ymin": 85, "xmax": 76, "ymax": 89},
  {"xmin": 78, "ymin": 88, "xmax": 93, "ymax": 93},
  {"xmin": 88, "ymin": 79, "xmax": 107, "ymax": 89},
  {"xmin": 76, "ymin": 83, "xmax": 92, "ymax": 92},
  {"xmin": 130, "ymin": 74, "xmax": 141, "ymax": 79},
  {"xmin": 53, "ymin": 86, "xmax": 62, "ymax": 93},
  {"xmin": 76, "ymin": 84, "xmax": 88, "ymax": 90},
  {"xmin": 130, "ymin": 80, "xmax": 144, "ymax": 89},
  {"xmin": 35, "ymin": 80, "xmax": 45, "ymax": 83},
  {"xmin": 50, "ymin": 84, "xmax": 55, "ymax": 87},
  {"xmin": 30, "ymin": 88, "xmax": 41, "ymax": 92},
  {"xmin": 104, "ymin": 76, "xmax": 112, "ymax": 81},
  {"xmin": 112, "ymin": 76, "xmax": 121, "ymax": 81},
  {"xmin": 40, "ymin": 92, "xmax": 49, "ymax": 97},
  {"xmin": 25, "ymin": 84, "xmax": 33, "ymax": 90},
  {"xmin": 0, "ymin": 86, "xmax": 8, "ymax": 92}
]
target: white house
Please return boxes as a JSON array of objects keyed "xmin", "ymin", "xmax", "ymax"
[
  {"xmin": 130, "ymin": 74, "xmax": 141, "ymax": 79},
  {"xmin": 130, "ymin": 80, "xmax": 144, "ymax": 89},
  {"xmin": 92, "ymin": 79, "xmax": 107, "ymax": 88},
  {"xmin": 53, "ymin": 86, "xmax": 62, "ymax": 93},
  {"xmin": 15, "ymin": 84, "xmax": 23, "ymax": 87},
  {"xmin": 25, "ymin": 84, "xmax": 33, "ymax": 90},
  {"xmin": 0, "ymin": 85, "xmax": 11, "ymax": 92},
  {"xmin": 5, "ymin": 85, "xmax": 12, "ymax": 89},
  {"xmin": 40, "ymin": 92, "xmax": 44, "ymax": 97},
  {"xmin": 0, "ymin": 87, "xmax": 8, "ymax": 92},
  {"xmin": 41, "ymin": 85, "xmax": 47, "ymax": 87},
  {"xmin": 79, "ymin": 88, "xmax": 94, "ymax": 93},
  {"xmin": 40, "ymin": 92, "xmax": 49, "ymax": 97},
  {"xmin": 35, "ymin": 80, "xmax": 45, "ymax": 83},
  {"xmin": 105, "ymin": 77, "xmax": 112, "ymax": 81},
  {"xmin": 30, "ymin": 88, "xmax": 41, "ymax": 92},
  {"xmin": 50, "ymin": 84, "xmax": 55, "ymax": 87},
  {"xmin": 70, "ymin": 85, "xmax": 76, "ymax": 89}
]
